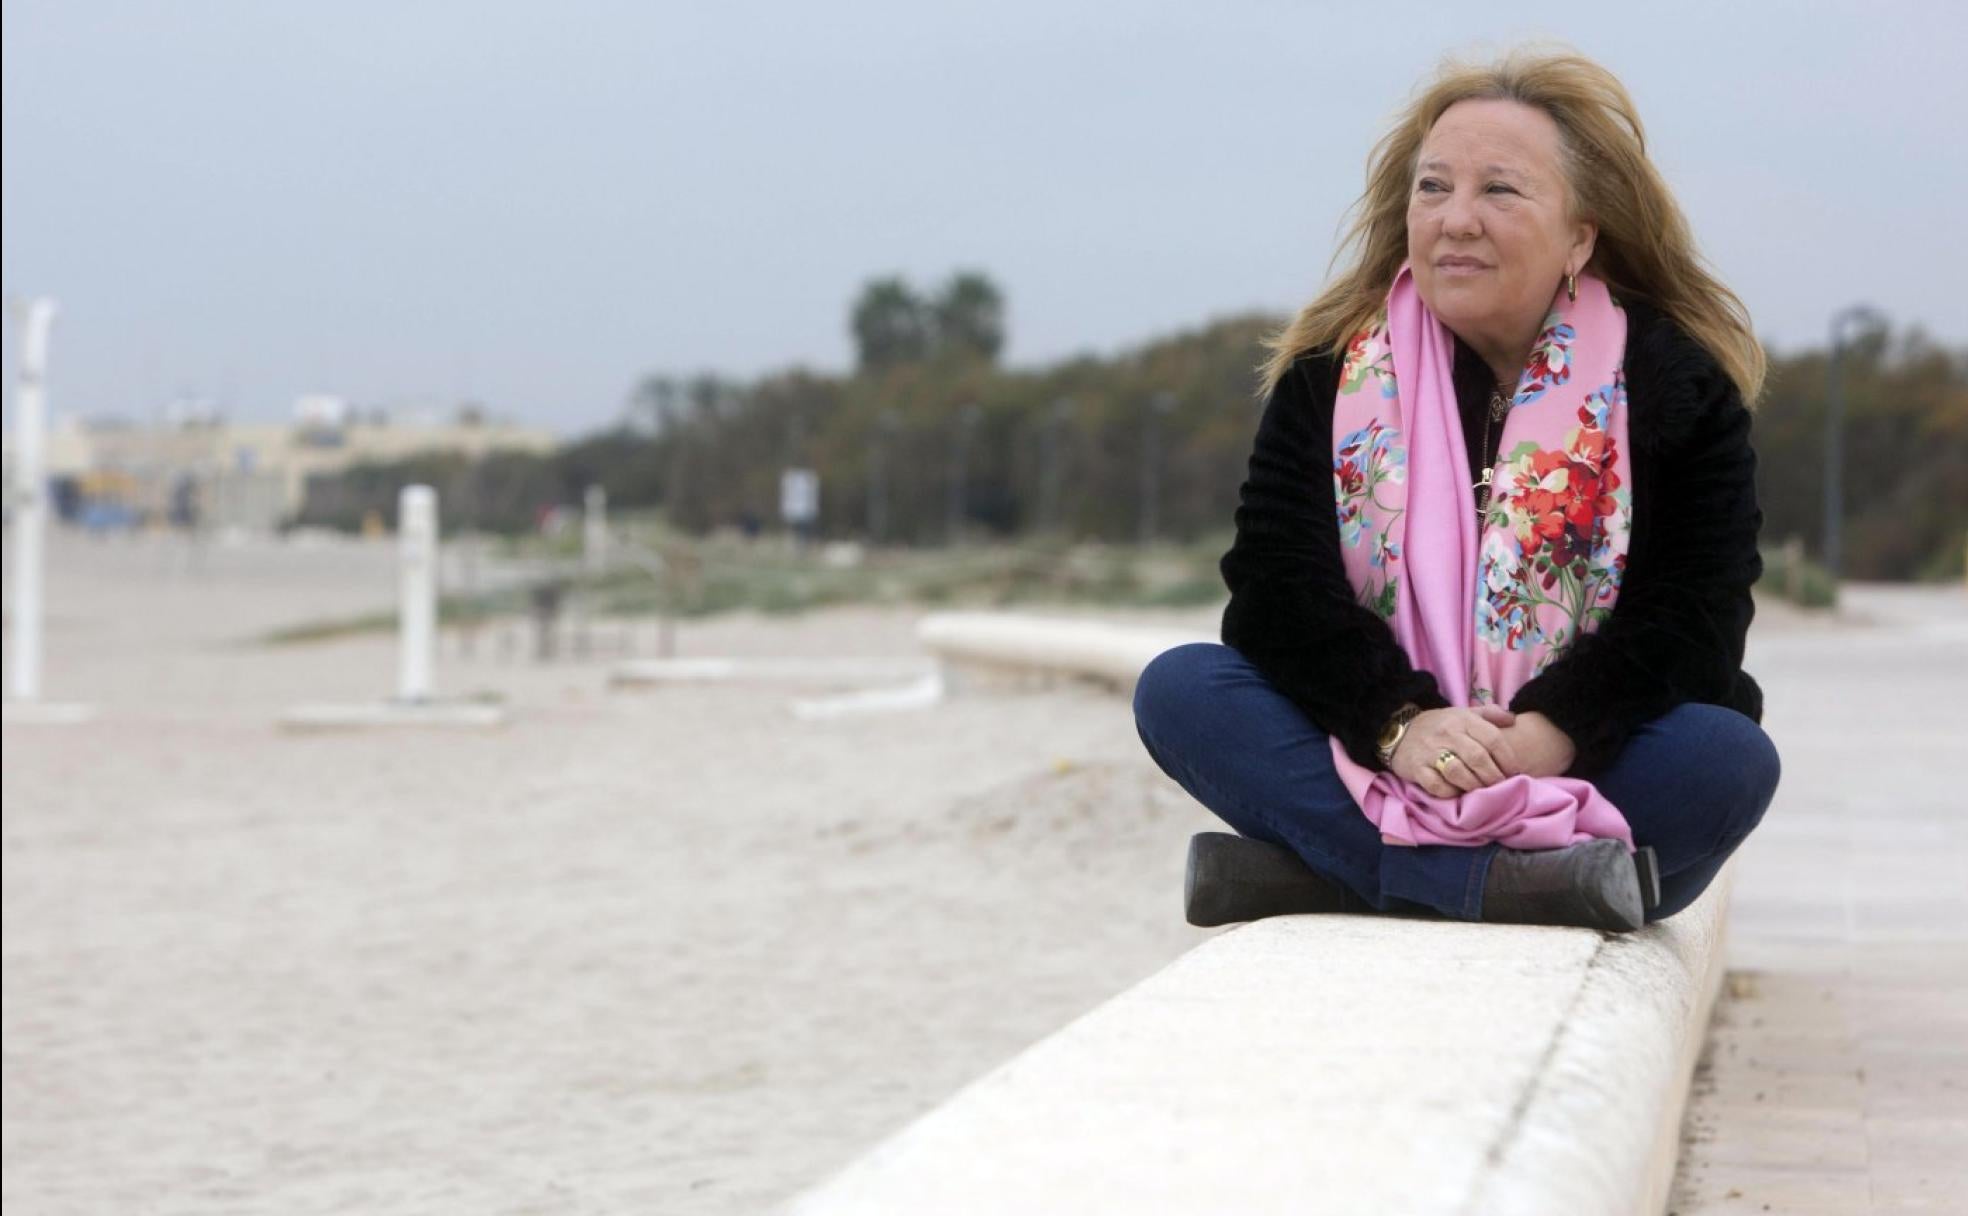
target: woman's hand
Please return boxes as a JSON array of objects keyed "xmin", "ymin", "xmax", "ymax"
[
  {"xmin": 1390, "ymin": 706, "xmax": 1523, "ymax": 797},
  {"xmin": 1492, "ymin": 711, "xmax": 1577, "ymax": 779}
]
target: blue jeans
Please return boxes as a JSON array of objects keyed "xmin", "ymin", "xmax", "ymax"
[{"xmin": 1132, "ymin": 643, "xmax": 1781, "ymax": 923}]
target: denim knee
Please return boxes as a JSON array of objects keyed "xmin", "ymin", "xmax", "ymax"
[
  {"xmin": 1132, "ymin": 642, "xmax": 1231, "ymax": 743},
  {"xmin": 1665, "ymin": 702, "xmax": 1782, "ymax": 847}
]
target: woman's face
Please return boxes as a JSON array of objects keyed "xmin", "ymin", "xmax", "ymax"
[{"xmin": 1406, "ymin": 98, "xmax": 1596, "ymax": 364}]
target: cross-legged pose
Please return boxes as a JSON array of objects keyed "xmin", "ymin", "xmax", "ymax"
[{"xmin": 1133, "ymin": 48, "xmax": 1780, "ymax": 932}]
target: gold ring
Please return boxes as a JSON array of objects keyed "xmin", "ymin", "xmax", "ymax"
[{"xmin": 1433, "ymin": 748, "xmax": 1459, "ymax": 776}]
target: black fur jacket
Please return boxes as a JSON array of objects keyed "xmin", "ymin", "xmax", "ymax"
[{"xmin": 1218, "ymin": 294, "xmax": 1765, "ymax": 779}]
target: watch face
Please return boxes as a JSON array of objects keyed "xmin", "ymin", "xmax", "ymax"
[{"xmin": 1378, "ymin": 706, "xmax": 1415, "ymax": 749}]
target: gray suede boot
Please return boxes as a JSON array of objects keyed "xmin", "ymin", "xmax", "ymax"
[
  {"xmin": 1185, "ymin": 832, "xmax": 1367, "ymax": 927},
  {"xmin": 1480, "ymin": 838, "xmax": 1650, "ymax": 932}
]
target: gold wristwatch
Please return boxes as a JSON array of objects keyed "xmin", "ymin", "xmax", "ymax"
[{"xmin": 1375, "ymin": 702, "xmax": 1422, "ymax": 767}]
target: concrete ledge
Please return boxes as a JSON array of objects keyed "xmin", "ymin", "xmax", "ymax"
[
  {"xmin": 789, "ymin": 672, "xmax": 945, "ymax": 721},
  {"xmin": 915, "ymin": 612, "xmax": 1209, "ymax": 696},
  {"xmin": 790, "ymin": 862, "xmax": 1733, "ymax": 1216}
]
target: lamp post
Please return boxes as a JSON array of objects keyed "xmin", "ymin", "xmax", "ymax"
[{"xmin": 1824, "ymin": 304, "xmax": 1884, "ymax": 582}]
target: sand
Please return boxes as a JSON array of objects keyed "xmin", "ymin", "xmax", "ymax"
[{"xmin": 2, "ymin": 533, "xmax": 1222, "ymax": 1213}]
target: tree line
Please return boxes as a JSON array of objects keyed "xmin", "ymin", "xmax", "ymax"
[{"xmin": 295, "ymin": 272, "xmax": 1968, "ymax": 581}]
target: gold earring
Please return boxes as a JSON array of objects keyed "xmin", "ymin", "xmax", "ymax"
[{"xmin": 1566, "ymin": 271, "xmax": 1578, "ymax": 302}]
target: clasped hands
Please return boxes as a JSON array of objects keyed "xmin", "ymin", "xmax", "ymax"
[{"xmin": 1389, "ymin": 707, "xmax": 1577, "ymax": 799}]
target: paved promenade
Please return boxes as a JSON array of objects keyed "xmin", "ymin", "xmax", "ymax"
[{"xmin": 1669, "ymin": 584, "xmax": 1968, "ymax": 1214}]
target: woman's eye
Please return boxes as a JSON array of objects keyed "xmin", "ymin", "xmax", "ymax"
[
  {"xmin": 1418, "ymin": 180, "xmax": 1443, "ymax": 193},
  {"xmin": 1487, "ymin": 183, "xmax": 1516, "ymax": 194}
]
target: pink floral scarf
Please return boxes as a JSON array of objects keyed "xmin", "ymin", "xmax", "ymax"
[{"xmin": 1328, "ymin": 261, "xmax": 1636, "ymax": 851}]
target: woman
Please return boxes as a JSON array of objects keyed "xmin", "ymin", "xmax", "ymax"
[{"xmin": 1131, "ymin": 48, "xmax": 1780, "ymax": 933}]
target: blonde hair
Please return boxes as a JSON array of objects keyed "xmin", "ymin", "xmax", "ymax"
[{"xmin": 1259, "ymin": 45, "xmax": 1765, "ymax": 407}]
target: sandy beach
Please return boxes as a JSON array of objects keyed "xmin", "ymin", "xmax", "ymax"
[{"xmin": 2, "ymin": 533, "xmax": 1220, "ymax": 1212}]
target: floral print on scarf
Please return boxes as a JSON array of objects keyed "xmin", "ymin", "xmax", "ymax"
[
  {"xmin": 1512, "ymin": 310, "xmax": 1575, "ymax": 406},
  {"xmin": 1333, "ymin": 416, "xmax": 1406, "ymax": 618},
  {"xmin": 1476, "ymin": 370, "xmax": 1631, "ymax": 665},
  {"xmin": 1338, "ymin": 314, "xmax": 1398, "ymax": 399}
]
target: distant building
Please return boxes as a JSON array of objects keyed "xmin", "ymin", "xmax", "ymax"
[{"xmin": 3, "ymin": 398, "xmax": 558, "ymax": 533}]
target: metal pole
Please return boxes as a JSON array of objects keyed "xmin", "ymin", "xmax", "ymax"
[
  {"xmin": 458, "ymin": 453, "xmax": 481, "ymax": 659},
  {"xmin": 1824, "ymin": 327, "xmax": 1844, "ymax": 582},
  {"xmin": 1824, "ymin": 305, "xmax": 1883, "ymax": 584},
  {"xmin": 1040, "ymin": 397, "xmax": 1073, "ymax": 535},
  {"xmin": 397, "ymin": 485, "xmax": 438, "ymax": 703},
  {"xmin": 867, "ymin": 409, "xmax": 897, "ymax": 544},
  {"xmin": 7, "ymin": 298, "xmax": 56, "ymax": 702},
  {"xmin": 1038, "ymin": 408, "xmax": 1056, "ymax": 534},
  {"xmin": 1139, "ymin": 391, "xmax": 1175, "ymax": 545},
  {"xmin": 663, "ymin": 402, "xmax": 689, "ymax": 533},
  {"xmin": 867, "ymin": 428, "xmax": 886, "ymax": 543},
  {"xmin": 947, "ymin": 403, "xmax": 979, "ymax": 544}
]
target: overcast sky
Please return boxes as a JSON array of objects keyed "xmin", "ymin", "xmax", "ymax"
[{"xmin": 4, "ymin": 0, "xmax": 1963, "ymax": 436}]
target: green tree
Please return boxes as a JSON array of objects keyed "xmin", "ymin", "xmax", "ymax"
[
  {"xmin": 850, "ymin": 277, "xmax": 933, "ymax": 373},
  {"xmin": 930, "ymin": 271, "xmax": 1006, "ymax": 363}
]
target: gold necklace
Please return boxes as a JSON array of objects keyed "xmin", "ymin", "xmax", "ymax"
[{"xmin": 1474, "ymin": 384, "xmax": 1510, "ymax": 519}]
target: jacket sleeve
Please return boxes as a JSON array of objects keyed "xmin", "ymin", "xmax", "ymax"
[
  {"xmin": 1219, "ymin": 356, "xmax": 1450, "ymax": 770},
  {"xmin": 1507, "ymin": 349, "xmax": 1764, "ymax": 778}
]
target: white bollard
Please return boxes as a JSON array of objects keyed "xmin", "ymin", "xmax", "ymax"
[
  {"xmin": 397, "ymin": 485, "xmax": 438, "ymax": 703},
  {"xmin": 280, "ymin": 480, "xmax": 500, "ymax": 731},
  {"xmin": 7, "ymin": 298, "xmax": 57, "ymax": 703},
  {"xmin": 583, "ymin": 484, "xmax": 607, "ymax": 574}
]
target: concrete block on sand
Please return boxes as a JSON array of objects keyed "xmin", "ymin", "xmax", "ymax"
[
  {"xmin": 791, "ymin": 862, "xmax": 1733, "ymax": 1216},
  {"xmin": 916, "ymin": 612, "xmax": 1210, "ymax": 697}
]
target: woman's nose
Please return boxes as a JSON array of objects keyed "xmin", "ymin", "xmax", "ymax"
[{"xmin": 1442, "ymin": 186, "xmax": 1481, "ymax": 237}]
